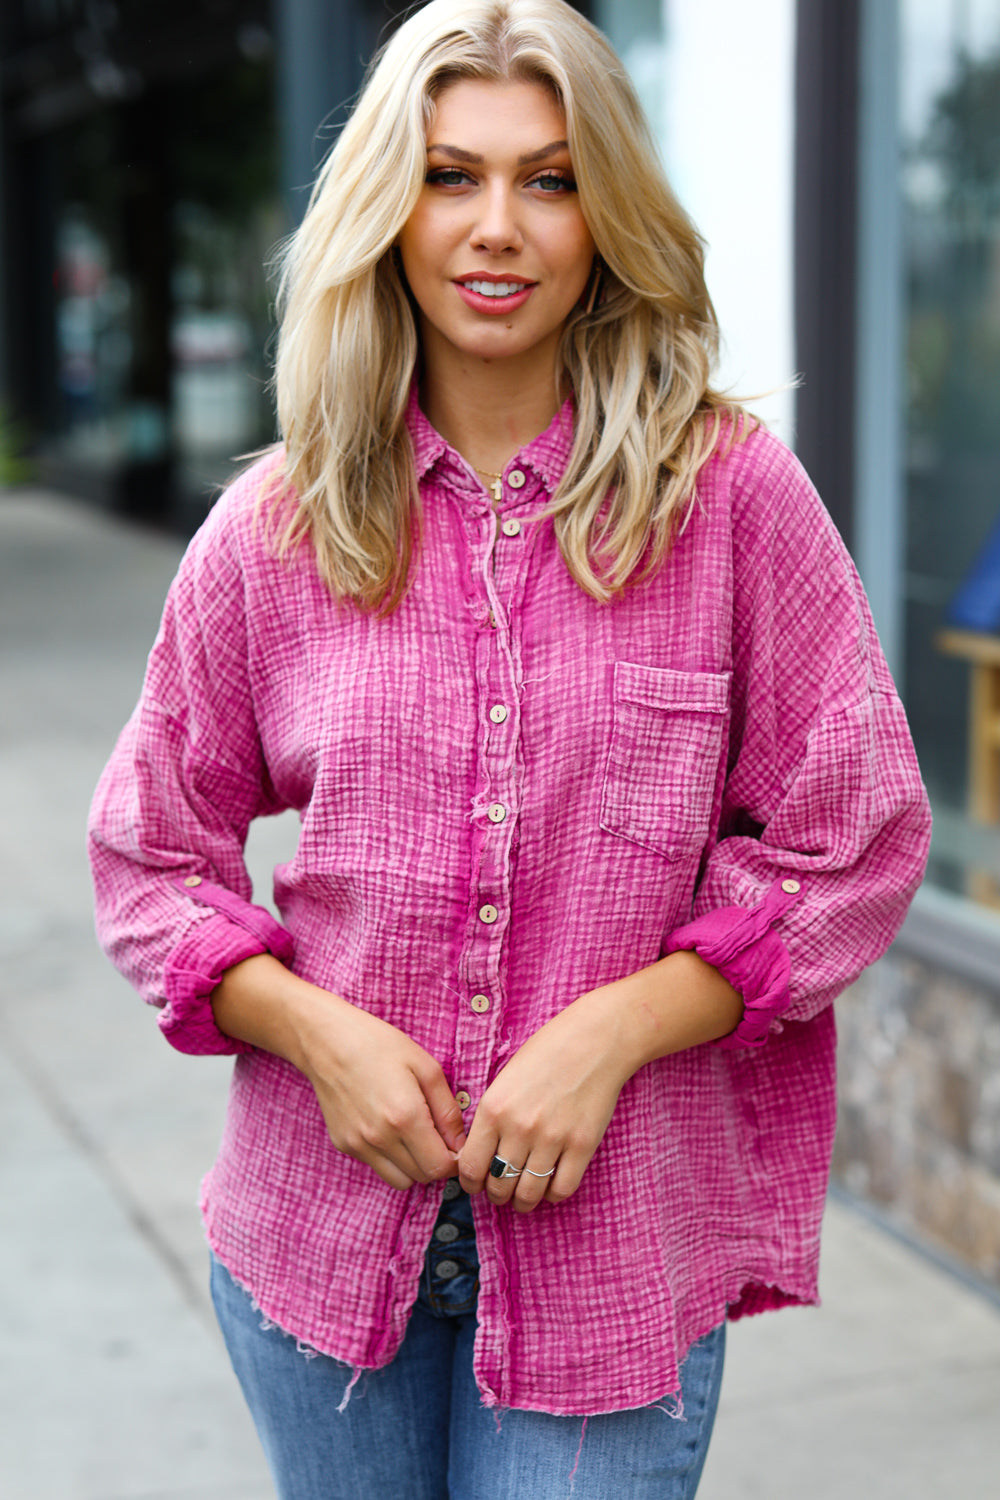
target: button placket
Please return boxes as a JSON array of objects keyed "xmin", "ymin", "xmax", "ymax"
[{"xmin": 455, "ymin": 473, "xmax": 537, "ymax": 1102}]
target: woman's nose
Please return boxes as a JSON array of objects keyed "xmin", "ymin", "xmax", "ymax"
[{"xmin": 470, "ymin": 185, "xmax": 523, "ymax": 255}]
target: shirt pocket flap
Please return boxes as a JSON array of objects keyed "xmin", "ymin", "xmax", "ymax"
[
  {"xmin": 602, "ymin": 664, "xmax": 732, "ymax": 862},
  {"xmin": 614, "ymin": 662, "xmax": 731, "ymax": 715}
]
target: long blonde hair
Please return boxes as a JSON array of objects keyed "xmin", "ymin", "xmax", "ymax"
[{"xmin": 274, "ymin": 0, "xmax": 747, "ymax": 611}]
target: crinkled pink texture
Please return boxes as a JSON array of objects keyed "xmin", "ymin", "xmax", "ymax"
[
  {"xmin": 160, "ymin": 880, "xmax": 294, "ymax": 1055},
  {"xmin": 89, "ymin": 404, "xmax": 931, "ymax": 1416},
  {"xmin": 666, "ymin": 879, "xmax": 798, "ymax": 1049}
]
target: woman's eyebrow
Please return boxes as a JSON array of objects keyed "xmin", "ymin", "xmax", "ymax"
[{"xmin": 426, "ymin": 141, "xmax": 570, "ymax": 166}]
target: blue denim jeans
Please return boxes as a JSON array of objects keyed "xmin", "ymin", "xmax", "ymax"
[{"xmin": 211, "ymin": 1185, "xmax": 725, "ymax": 1500}]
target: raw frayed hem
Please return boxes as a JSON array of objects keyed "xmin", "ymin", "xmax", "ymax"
[
  {"xmin": 565, "ymin": 1397, "xmax": 684, "ymax": 1493},
  {"xmin": 253, "ymin": 1309, "xmax": 321, "ymax": 1361},
  {"xmin": 256, "ymin": 1306, "xmax": 364, "ymax": 1407},
  {"xmin": 567, "ymin": 1415, "xmax": 588, "ymax": 1490},
  {"xmin": 211, "ymin": 1248, "xmax": 382, "ymax": 1413},
  {"xmin": 216, "ymin": 1256, "xmax": 361, "ymax": 1387},
  {"xmin": 651, "ymin": 1393, "xmax": 686, "ymax": 1421},
  {"xmin": 211, "ymin": 1246, "xmax": 327, "ymax": 1362},
  {"xmin": 337, "ymin": 1365, "xmax": 364, "ymax": 1413}
]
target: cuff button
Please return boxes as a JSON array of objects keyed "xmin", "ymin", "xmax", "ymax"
[
  {"xmin": 183, "ymin": 875, "xmax": 203, "ymax": 888},
  {"xmin": 781, "ymin": 878, "xmax": 801, "ymax": 895}
]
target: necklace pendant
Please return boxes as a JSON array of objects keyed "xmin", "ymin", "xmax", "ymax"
[{"xmin": 491, "ymin": 478, "xmax": 503, "ymax": 505}]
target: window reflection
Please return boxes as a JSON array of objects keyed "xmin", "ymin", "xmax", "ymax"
[
  {"xmin": 591, "ymin": 0, "xmax": 668, "ymax": 145},
  {"xmin": 39, "ymin": 42, "xmax": 279, "ymax": 526},
  {"xmin": 903, "ymin": 0, "xmax": 1000, "ymax": 905}
]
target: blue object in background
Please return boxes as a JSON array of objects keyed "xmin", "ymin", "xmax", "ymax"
[{"xmin": 947, "ymin": 515, "xmax": 1000, "ymax": 632}]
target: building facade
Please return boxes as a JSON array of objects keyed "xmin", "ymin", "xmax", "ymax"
[
  {"xmin": 0, "ymin": 0, "xmax": 424, "ymax": 524},
  {"xmin": 647, "ymin": 0, "xmax": 1000, "ymax": 1293}
]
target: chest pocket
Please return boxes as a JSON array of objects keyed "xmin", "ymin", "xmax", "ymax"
[{"xmin": 599, "ymin": 663, "xmax": 731, "ymax": 862}]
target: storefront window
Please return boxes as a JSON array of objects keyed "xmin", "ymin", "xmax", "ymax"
[
  {"xmin": 36, "ymin": 35, "xmax": 279, "ymax": 525},
  {"xmin": 591, "ymin": 0, "xmax": 668, "ymax": 145},
  {"xmin": 51, "ymin": 113, "xmax": 133, "ymax": 476},
  {"xmin": 901, "ymin": 0, "xmax": 1000, "ymax": 907},
  {"xmin": 168, "ymin": 57, "xmax": 281, "ymax": 507}
]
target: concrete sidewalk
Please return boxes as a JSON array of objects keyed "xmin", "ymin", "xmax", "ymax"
[{"xmin": 2, "ymin": 487, "xmax": 999, "ymax": 1500}]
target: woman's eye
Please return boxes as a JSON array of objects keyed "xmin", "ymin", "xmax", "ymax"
[
  {"xmin": 426, "ymin": 168, "xmax": 469, "ymax": 187},
  {"xmin": 534, "ymin": 172, "xmax": 575, "ymax": 193}
]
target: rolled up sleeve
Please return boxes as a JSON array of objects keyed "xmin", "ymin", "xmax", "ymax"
[
  {"xmin": 88, "ymin": 470, "xmax": 293, "ymax": 1056},
  {"xmin": 664, "ymin": 437, "xmax": 931, "ymax": 1048}
]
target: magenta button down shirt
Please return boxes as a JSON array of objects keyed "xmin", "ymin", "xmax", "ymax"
[{"xmin": 89, "ymin": 395, "xmax": 930, "ymax": 1415}]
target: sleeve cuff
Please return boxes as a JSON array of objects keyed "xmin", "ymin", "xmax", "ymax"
[
  {"xmin": 160, "ymin": 879, "xmax": 295, "ymax": 1056},
  {"xmin": 665, "ymin": 878, "xmax": 801, "ymax": 1049}
]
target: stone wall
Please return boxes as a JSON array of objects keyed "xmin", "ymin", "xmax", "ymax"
[{"xmin": 833, "ymin": 950, "xmax": 1000, "ymax": 1290}]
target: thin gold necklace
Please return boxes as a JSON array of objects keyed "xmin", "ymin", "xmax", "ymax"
[{"xmin": 473, "ymin": 466, "xmax": 504, "ymax": 506}]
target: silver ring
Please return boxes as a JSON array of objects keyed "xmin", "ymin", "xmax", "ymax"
[
  {"xmin": 523, "ymin": 1166, "xmax": 556, "ymax": 1178},
  {"xmin": 489, "ymin": 1155, "xmax": 523, "ymax": 1179}
]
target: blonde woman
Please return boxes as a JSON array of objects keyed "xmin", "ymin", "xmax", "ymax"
[{"xmin": 89, "ymin": 2, "xmax": 930, "ymax": 1496}]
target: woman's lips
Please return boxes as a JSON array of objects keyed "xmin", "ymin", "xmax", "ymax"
[{"xmin": 454, "ymin": 277, "xmax": 537, "ymax": 315}]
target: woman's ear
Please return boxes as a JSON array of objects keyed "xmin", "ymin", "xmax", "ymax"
[{"xmin": 582, "ymin": 256, "xmax": 604, "ymax": 316}]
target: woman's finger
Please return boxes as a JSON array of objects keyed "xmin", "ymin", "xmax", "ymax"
[
  {"xmin": 484, "ymin": 1140, "xmax": 530, "ymax": 1205},
  {"xmin": 363, "ymin": 1149, "xmax": 419, "ymax": 1192},
  {"xmin": 544, "ymin": 1149, "xmax": 587, "ymax": 1206},
  {"xmin": 311, "ymin": 1065, "xmax": 459, "ymax": 1186},
  {"xmin": 511, "ymin": 1156, "xmax": 559, "ymax": 1213},
  {"xmin": 350, "ymin": 1122, "xmax": 456, "ymax": 1190},
  {"xmin": 456, "ymin": 1111, "xmax": 498, "ymax": 1194},
  {"xmin": 393, "ymin": 1100, "xmax": 462, "ymax": 1183},
  {"xmin": 419, "ymin": 1064, "xmax": 468, "ymax": 1155},
  {"xmin": 362, "ymin": 1091, "xmax": 462, "ymax": 1185},
  {"xmin": 458, "ymin": 1112, "xmax": 528, "ymax": 1201}
]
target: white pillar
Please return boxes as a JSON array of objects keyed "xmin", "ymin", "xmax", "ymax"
[
  {"xmin": 660, "ymin": 0, "xmax": 798, "ymax": 444},
  {"xmin": 853, "ymin": 0, "xmax": 904, "ymax": 681}
]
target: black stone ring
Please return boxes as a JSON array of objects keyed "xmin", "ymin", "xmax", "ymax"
[{"xmin": 489, "ymin": 1155, "xmax": 523, "ymax": 1179}]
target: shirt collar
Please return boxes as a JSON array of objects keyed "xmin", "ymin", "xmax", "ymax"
[
  {"xmin": 405, "ymin": 382, "xmax": 576, "ymax": 499},
  {"xmin": 406, "ymin": 384, "xmax": 451, "ymax": 480}
]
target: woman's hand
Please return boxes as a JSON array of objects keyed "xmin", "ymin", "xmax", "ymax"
[
  {"xmin": 297, "ymin": 997, "xmax": 467, "ymax": 1190},
  {"xmin": 211, "ymin": 955, "xmax": 465, "ymax": 1191},
  {"xmin": 458, "ymin": 987, "xmax": 634, "ymax": 1212},
  {"xmin": 458, "ymin": 951, "xmax": 744, "ymax": 1212}
]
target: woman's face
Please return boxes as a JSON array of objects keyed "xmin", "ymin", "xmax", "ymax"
[{"xmin": 397, "ymin": 78, "xmax": 596, "ymax": 382}]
